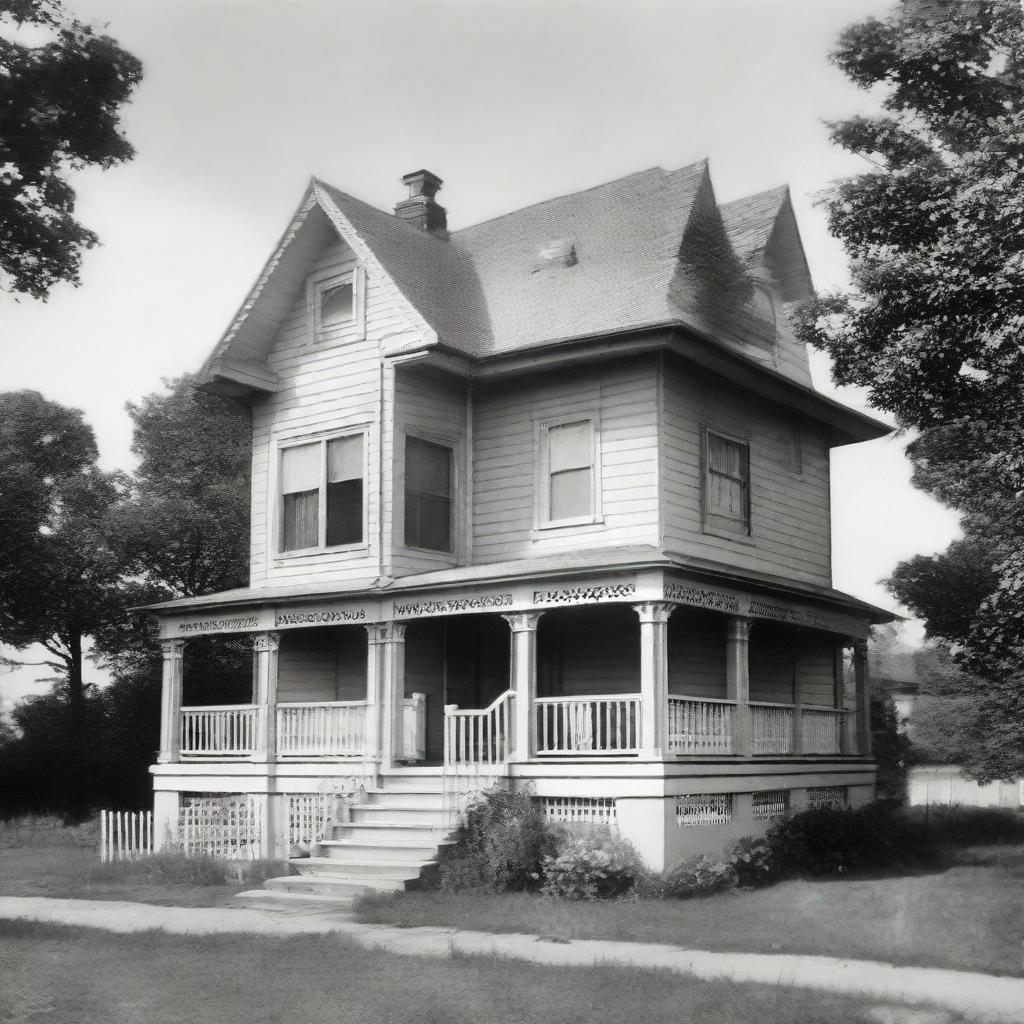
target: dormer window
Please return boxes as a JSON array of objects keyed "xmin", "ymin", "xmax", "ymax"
[{"xmin": 307, "ymin": 266, "xmax": 366, "ymax": 344}]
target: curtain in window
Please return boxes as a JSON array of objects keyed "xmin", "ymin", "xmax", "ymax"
[
  {"xmin": 326, "ymin": 435, "xmax": 363, "ymax": 546},
  {"xmin": 707, "ymin": 433, "xmax": 748, "ymax": 521},
  {"xmin": 548, "ymin": 420, "xmax": 592, "ymax": 521},
  {"xmin": 281, "ymin": 443, "xmax": 320, "ymax": 551},
  {"xmin": 405, "ymin": 436, "xmax": 452, "ymax": 551}
]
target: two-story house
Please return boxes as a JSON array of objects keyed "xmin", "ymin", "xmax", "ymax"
[{"xmin": 146, "ymin": 163, "xmax": 893, "ymax": 890}]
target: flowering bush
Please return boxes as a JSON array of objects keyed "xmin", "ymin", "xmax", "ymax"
[
  {"xmin": 540, "ymin": 832, "xmax": 643, "ymax": 900},
  {"xmin": 730, "ymin": 835, "xmax": 778, "ymax": 887},
  {"xmin": 661, "ymin": 855, "xmax": 737, "ymax": 898}
]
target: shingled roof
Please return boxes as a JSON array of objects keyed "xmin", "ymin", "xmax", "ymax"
[{"xmin": 201, "ymin": 162, "xmax": 818, "ymax": 376}]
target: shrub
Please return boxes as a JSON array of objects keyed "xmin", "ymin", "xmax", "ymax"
[
  {"xmin": 439, "ymin": 787, "xmax": 560, "ymax": 893},
  {"xmin": 906, "ymin": 805, "xmax": 1024, "ymax": 847},
  {"xmin": 661, "ymin": 855, "xmax": 737, "ymax": 898},
  {"xmin": 540, "ymin": 831, "xmax": 644, "ymax": 900},
  {"xmin": 730, "ymin": 803, "xmax": 941, "ymax": 885},
  {"xmin": 730, "ymin": 835, "xmax": 778, "ymax": 887}
]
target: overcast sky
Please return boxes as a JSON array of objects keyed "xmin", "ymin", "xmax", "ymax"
[{"xmin": 0, "ymin": 0, "xmax": 961, "ymax": 706}]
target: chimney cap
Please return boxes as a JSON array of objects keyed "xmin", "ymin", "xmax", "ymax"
[{"xmin": 401, "ymin": 169, "xmax": 443, "ymax": 199}]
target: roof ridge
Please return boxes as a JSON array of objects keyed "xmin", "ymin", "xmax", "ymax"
[
  {"xmin": 452, "ymin": 163, "xmax": 705, "ymax": 237},
  {"xmin": 719, "ymin": 183, "xmax": 790, "ymax": 212}
]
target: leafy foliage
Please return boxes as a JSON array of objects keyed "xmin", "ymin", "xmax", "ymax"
[
  {"xmin": 0, "ymin": 0, "xmax": 142, "ymax": 298},
  {"xmin": 870, "ymin": 694, "xmax": 912, "ymax": 800},
  {"xmin": 659, "ymin": 855, "xmax": 737, "ymax": 899},
  {"xmin": 539, "ymin": 831, "xmax": 645, "ymax": 901},
  {"xmin": 439, "ymin": 787, "xmax": 560, "ymax": 893},
  {"xmin": 793, "ymin": 0, "xmax": 1024, "ymax": 779}
]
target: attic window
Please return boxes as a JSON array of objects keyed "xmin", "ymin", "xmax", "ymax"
[
  {"xmin": 307, "ymin": 266, "xmax": 366, "ymax": 344},
  {"xmin": 533, "ymin": 238, "xmax": 577, "ymax": 272},
  {"xmin": 321, "ymin": 282, "xmax": 353, "ymax": 325}
]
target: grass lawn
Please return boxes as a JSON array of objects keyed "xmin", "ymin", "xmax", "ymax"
[
  {"xmin": 0, "ymin": 817, "xmax": 280, "ymax": 908},
  {"xmin": 355, "ymin": 845, "xmax": 1024, "ymax": 978},
  {"xmin": 0, "ymin": 919, "xmax": 971, "ymax": 1024}
]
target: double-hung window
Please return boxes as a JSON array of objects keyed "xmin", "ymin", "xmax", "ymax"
[
  {"xmin": 404, "ymin": 435, "xmax": 453, "ymax": 552},
  {"xmin": 280, "ymin": 433, "xmax": 364, "ymax": 552},
  {"xmin": 541, "ymin": 418, "xmax": 597, "ymax": 526},
  {"xmin": 704, "ymin": 429, "xmax": 750, "ymax": 536}
]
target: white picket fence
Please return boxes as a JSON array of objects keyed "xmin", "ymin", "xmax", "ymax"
[{"xmin": 99, "ymin": 810, "xmax": 154, "ymax": 862}]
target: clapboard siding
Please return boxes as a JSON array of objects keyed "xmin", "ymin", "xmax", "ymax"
[
  {"xmin": 250, "ymin": 237, "xmax": 421, "ymax": 588},
  {"xmin": 471, "ymin": 358, "xmax": 660, "ymax": 562},
  {"xmin": 661, "ymin": 359, "xmax": 831, "ymax": 584},
  {"xmin": 538, "ymin": 607, "xmax": 640, "ymax": 697},
  {"xmin": 667, "ymin": 609, "xmax": 727, "ymax": 699},
  {"xmin": 749, "ymin": 624, "xmax": 838, "ymax": 706},
  {"xmin": 277, "ymin": 626, "xmax": 368, "ymax": 702},
  {"xmin": 389, "ymin": 368, "xmax": 468, "ymax": 576}
]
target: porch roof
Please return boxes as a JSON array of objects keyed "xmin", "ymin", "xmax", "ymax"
[{"xmin": 140, "ymin": 546, "xmax": 896, "ymax": 625}]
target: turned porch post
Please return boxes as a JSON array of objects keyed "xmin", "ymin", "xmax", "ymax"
[
  {"xmin": 253, "ymin": 632, "xmax": 280, "ymax": 763},
  {"xmin": 504, "ymin": 612, "xmax": 542, "ymax": 762},
  {"xmin": 369, "ymin": 623, "xmax": 407, "ymax": 769},
  {"xmin": 157, "ymin": 639, "xmax": 186, "ymax": 764},
  {"xmin": 853, "ymin": 638, "xmax": 872, "ymax": 757},
  {"xmin": 725, "ymin": 616, "xmax": 752, "ymax": 756},
  {"xmin": 634, "ymin": 602, "xmax": 672, "ymax": 759}
]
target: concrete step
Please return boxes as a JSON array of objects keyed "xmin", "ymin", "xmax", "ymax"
[
  {"xmin": 290, "ymin": 857, "xmax": 433, "ymax": 880},
  {"xmin": 265, "ymin": 873, "xmax": 407, "ymax": 897},
  {"xmin": 350, "ymin": 804, "xmax": 444, "ymax": 826},
  {"xmin": 233, "ymin": 887, "xmax": 357, "ymax": 909},
  {"xmin": 315, "ymin": 838, "xmax": 447, "ymax": 863},
  {"xmin": 329, "ymin": 822, "xmax": 442, "ymax": 844},
  {"xmin": 378, "ymin": 773, "xmax": 445, "ymax": 793},
  {"xmin": 364, "ymin": 789, "xmax": 445, "ymax": 809}
]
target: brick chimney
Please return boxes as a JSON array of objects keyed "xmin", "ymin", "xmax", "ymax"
[{"xmin": 394, "ymin": 170, "xmax": 447, "ymax": 232}]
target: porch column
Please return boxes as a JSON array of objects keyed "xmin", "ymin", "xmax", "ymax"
[
  {"xmin": 725, "ymin": 616, "xmax": 752, "ymax": 756},
  {"xmin": 157, "ymin": 639, "xmax": 186, "ymax": 764},
  {"xmin": 634, "ymin": 602, "xmax": 672, "ymax": 759},
  {"xmin": 503, "ymin": 612, "xmax": 542, "ymax": 762},
  {"xmin": 363, "ymin": 624, "xmax": 383, "ymax": 765},
  {"xmin": 853, "ymin": 639, "xmax": 872, "ymax": 757},
  {"xmin": 369, "ymin": 623, "xmax": 407, "ymax": 769},
  {"xmin": 253, "ymin": 632, "xmax": 280, "ymax": 763}
]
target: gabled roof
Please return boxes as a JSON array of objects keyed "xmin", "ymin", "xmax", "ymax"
[{"xmin": 720, "ymin": 186, "xmax": 814, "ymax": 302}]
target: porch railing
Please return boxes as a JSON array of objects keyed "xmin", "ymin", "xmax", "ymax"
[
  {"xmin": 444, "ymin": 690, "xmax": 516, "ymax": 766},
  {"xmin": 801, "ymin": 705, "xmax": 849, "ymax": 755},
  {"xmin": 277, "ymin": 701, "xmax": 368, "ymax": 758},
  {"xmin": 180, "ymin": 704, "xmax": 259, "ymax": 758},
  {"xmin": 667, "ymin": 696, "xmax": 734, "ymax": 755},
  {"xmin": 750, "ymin": 702, "xmax": 794, "ymax": 755},
  {"xmin": 535, "ymin": 694, "xmax": 641, "ymax": 755}
]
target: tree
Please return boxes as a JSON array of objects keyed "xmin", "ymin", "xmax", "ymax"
[
  {"xmin": 793, "ymin": 0, "xmax": 1024, "ymax": 780},
  {"xmin": 0, "ymin": 0, "xmax": 143, "ymax": 299},
  {"xmin": 0, "ymin": 390, "xmax": 127, "ymax": 815}
]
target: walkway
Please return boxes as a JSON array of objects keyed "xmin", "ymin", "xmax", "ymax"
[{"xmin": 2, "ymin": 896, "xmax": 1021, "ymax": 1023}]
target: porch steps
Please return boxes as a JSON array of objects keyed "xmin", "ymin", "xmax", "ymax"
[{"xmin": 244, "ymin": 770, "xmax": 453, "ymax": 907}]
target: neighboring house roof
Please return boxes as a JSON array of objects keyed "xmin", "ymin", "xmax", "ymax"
[
  {"xmin": 200, "ymin": 161, "xmax": 822, "ymax": 375},
  {"xmin": 869, "ymin": 624, "xmax": 923, "ymax": 692}
]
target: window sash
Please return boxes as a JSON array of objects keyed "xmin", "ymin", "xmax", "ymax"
[
  {"xmin": 544, "ymin": 419, "xmax": 594, "ymax": 523},
  {"xmin": 404, "ymin": 436, "xmax": 453, "ymax": 552},
  {"xmin": 280, "ymin": 434, "xmax": 364, "ymax": 552},
  {"xmin": 705, "ymin": 431, "xmax": 749, "ymax": 528}
]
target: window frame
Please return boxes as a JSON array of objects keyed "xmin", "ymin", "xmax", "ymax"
[
  {"xmin": 306, "ymin": 265, "xmax": 366, "ymax": 345},
  {"xmin": 274, "ymin": 427, "xmax": 369, "ymax": 558},
  {"xmin": 401, "ymin": 431, "xmax": 456, "ymax": 555},
  {"xmin": 702, "ymin": 426, "xmax": 752, "ymax": 540},
  {"xmin": 536, "ymin": 412, "xmax": 602, "ymax": 530}
]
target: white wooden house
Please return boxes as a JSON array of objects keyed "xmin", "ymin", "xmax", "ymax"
[{"xmin": 146, "ymin": 164, "xmax": 893, "ymax": 886}]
